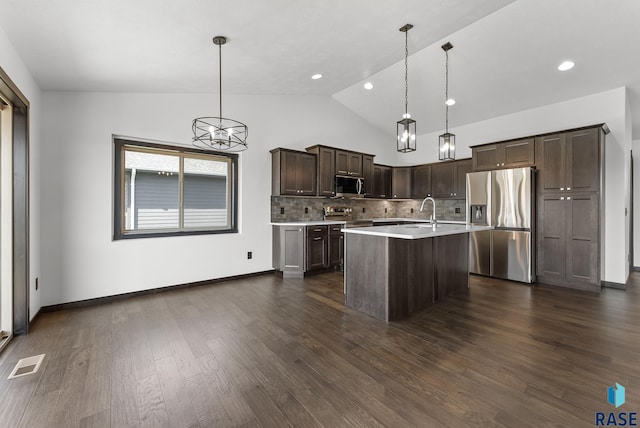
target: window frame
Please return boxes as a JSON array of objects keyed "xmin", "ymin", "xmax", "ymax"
[{"xmin": 113, "ymin": 136, "xmax": 238, "ymax": 240}]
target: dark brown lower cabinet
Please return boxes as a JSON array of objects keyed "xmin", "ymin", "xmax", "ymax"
[
  {"xmin": 328, "ymin": 224, "xmax": 344, "ymax": 268},
  {"xmin": 306, "ymin": 226, "xmax": 329, "ymax": 271},
  {"xmin": 537, "ymin": 192, "xmax": 600, "ymax": 291}
]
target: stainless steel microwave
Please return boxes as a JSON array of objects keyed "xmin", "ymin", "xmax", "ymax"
[{"xmin": 335, "ymin": 175, "xmax": 364, "ymax": 197}]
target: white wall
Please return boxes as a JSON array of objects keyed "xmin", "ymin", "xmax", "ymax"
[
  {"xmin": 0, "ymin": 25, "xmax": 42, "ymax": 320},
  {"xmin": 40, "ymin": 92, "xmax": 391, "ymax": 305},
  {"xmin": 393, "ymin": 87, "xmax": 630, "ymax": 285},
  {"xmin": 634, "ymin": 138, "xmax": 640, "ymax": 268}
]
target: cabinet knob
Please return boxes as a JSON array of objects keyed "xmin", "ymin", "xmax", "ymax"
[
  {"xmin": 496, "ymin": 163, "xmax": 500, "ymax": 166},
  {"xmin": 501, "ymin": 163, "xmax": 505, "ymax": 166},
  {"xmin": 560, "ymin": 197, "xmax": 565, "ymax": 200},
  {"xmin": 560, "ymin": 187, "xmax": 564, "ymax": 191},
  {"xmin": 567, "ymin": 197, "xmax": 571, "ymax": 200},
  {"xmin": 567, "ymin": 187, "xmax": 571, "ymax": 190}
]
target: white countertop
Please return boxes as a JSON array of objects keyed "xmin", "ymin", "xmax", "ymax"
[
  {"xmin": 270, "ymin": 220, "xmax": 346, "ymax": 226},
  {"xmin": 342, "ymin": 223, "xmax": 492, "ymax": 239},
  {"xmin": 370, "ymin": 218, "xmax": 466, "ymax": 224}
]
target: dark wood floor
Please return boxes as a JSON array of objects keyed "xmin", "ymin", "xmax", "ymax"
[{"xmin": 0, "ymin": 272, "xmax": 638, "ymax": 427}]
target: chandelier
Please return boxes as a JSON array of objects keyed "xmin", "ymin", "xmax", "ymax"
[{"xmin": 192, "ymin": 36, "xmax": 248, "ymax": 152}]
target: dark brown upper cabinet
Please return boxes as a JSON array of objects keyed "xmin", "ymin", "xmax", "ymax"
[
  {"xmin": 411, "ymin": 164, "xmax": 432, "ymax": 199},
  {"xmin": 536, "ymin": 127, "xmax": 601, "ymax": 194},
  {"xmin": 335, "ymin": 150, "xmax": 363, "ymax": 176},
  {"xmin": 306, "ymin": 146, "xmax": 335, "ymax": 196},
  {"xmin": 431, "ymin": 159, "xmax": 471, "ymax": 199},
  {"xmin": 391, "ymin": 167, "xmax": 412, "ymax": 199},
  {"xmin": 455, "ymin": 159, "xmax": 472, "ymax": 197},
  {"xmin": 271, "ymin": 148, "xmax": 317, "ymax": 196},
  {"xmin": 431, "ymin": 162, "xmax": 455, "ymax": 198},
  {"xmin": 472, "ymin": 138, "xmax": 535, "ymax": 171},
  {"xmin": 362, "ymin": 155, "xmax": 374, "ymax": 196},
  {"xmin": 372, "ymin": 164, "xmax": 392, "ymax": 198}
]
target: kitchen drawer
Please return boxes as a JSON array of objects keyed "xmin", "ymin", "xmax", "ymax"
[
  {"xmin": 328, "ymin": 224, "xmax": 344, "ymax": 235},
  {"xmin": 306, "ymin": 225, "xmax": 329, "ymax": 238}
]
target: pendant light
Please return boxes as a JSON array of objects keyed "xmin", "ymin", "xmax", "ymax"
[
  {"xmin": 397, "ymin": 24, "xmax": 416, "ymax": 153},
  {"xmin": 192, "ymin": 36, "xmax": 248, "ymax": 152},
  {"xmin": 439, "ymin": 42, "xmax": 455, "ymax": 160}
]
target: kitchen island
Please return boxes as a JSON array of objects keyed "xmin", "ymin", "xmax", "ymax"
[{"xmin": 342, "ymin": 223, "xmax": 491, "ymax": 321}]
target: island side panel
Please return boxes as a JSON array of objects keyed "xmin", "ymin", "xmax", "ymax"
[
  {"xmin": 345, "ymin": 233, "xmax": 389, "ymax": 320},
  {"xmin": 388, "ymin": 237, "xmax": 435, "ymax": 320},
  {"xmin": 434, "ymin": 233, "xmax": 470, "ymax": 301}
]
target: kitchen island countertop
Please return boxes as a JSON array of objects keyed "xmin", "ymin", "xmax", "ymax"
[{"xmin": 342, "ymin": 223, "xmax": 492, "ymax": 239}]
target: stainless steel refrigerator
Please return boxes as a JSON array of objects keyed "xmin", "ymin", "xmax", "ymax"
[{"xmin": 466, "ymin": 167, "xmax": 534, "ymax": 283}]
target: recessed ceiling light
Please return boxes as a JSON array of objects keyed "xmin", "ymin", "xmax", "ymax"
[
  {"xmin": 364, "ymin": 82, "xmax": 373, "ymax": 90},
  {"xmin": 558, "ymin": 60, "xmax": 575, "ymax": 71},
  {"xmin": 311, "ymin": 73, "xmax": 323, "ymax": 80},
  {"xmin": 445, "ymin": 98, "xmax": 456, "ymax": 106}
]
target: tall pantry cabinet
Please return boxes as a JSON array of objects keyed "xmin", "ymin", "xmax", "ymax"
[{"xmin": 535, "ymin": 126, "xmax": 604, "ymax": 292}]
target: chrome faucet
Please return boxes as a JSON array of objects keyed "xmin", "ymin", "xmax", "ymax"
[{"xmin": 419, "ymin": 197, "xmax": 437, "ymax": 224}]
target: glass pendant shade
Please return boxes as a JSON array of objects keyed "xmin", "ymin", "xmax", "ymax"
[
  {"xmin": 397, "ymin": 117, "xmax": 416, "ymax": 153},
  {"xmin": 438, "ymin": 132, "xmax": 455, "ymax": 160}
]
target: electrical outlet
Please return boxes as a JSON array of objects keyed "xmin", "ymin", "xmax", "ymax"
[
  {"xmin": 247, "ymin": 251, "xmax": 252, "ymax": 259},
  {"xmin": 362, "ymin": 207, "xmax": 366, "ymax": 213},
  {"xmin": 455, "ymin": 208, "xmax": 461, "ymax": 214},
  {"xmin": 35, "ymin": 277, "xmax": 39, "ymax": 290},
  {"xmin": 411, "ymin": 208, "xmax": 414, "ymax": 213},
  {"xmin": 280, "ymin": 207, "xmax": 285, "ymax": 215},
  {"xmin": 304, "ymin": 207, "xmax": 308, "ymax": 214}
]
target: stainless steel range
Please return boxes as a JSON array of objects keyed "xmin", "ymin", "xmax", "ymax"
[{"xmin": 323, "ymin": 206, "xmax": 373, "ymax": 228}]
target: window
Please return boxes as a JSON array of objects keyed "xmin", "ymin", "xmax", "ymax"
[{"xmin": 113, "ymin": 137, "xmax": 238, "ymax": 239}]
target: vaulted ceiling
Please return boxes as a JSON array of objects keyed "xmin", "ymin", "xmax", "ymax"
[{"xmin": 1, "ymin": 0, "xmax": 639, "ymax": 138}]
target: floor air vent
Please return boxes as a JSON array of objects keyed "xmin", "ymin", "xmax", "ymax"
[{"xmin": 8, "ymin": 354, "xmax": 45, "ymax": 379}]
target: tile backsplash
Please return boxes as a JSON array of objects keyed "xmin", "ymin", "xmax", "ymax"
[{"xmin": 271, "ymin": 196, "xmax": 466, "ymax": 222}]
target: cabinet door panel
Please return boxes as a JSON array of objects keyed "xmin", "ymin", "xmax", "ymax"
[
  {"xmin": 298, "ymin": 154, "xmax": 317, "ymax": 195},
  {"xmin": 349, "ymin": 153, "xmax": 363, "ymax": 176},
  {"xmin": 362, "ymin": 155, "xmax": 374, "ymax": 195},
  {"xmin": 411, "ymin": 165, "xmax": 431, "ymax": 198},
  {"xmin": 503, "ymin": 139, "xmax": 535, "ymax": 168},
  {"xmin": 280, "ymin": 151, "xmax": 300, "ymax": 195},
  {"xmin": 391, "ymin": 167, "xmax": 411, "ymax": 199},
  {"xmin": 373, "ymin": 165, "xmax": 391, "ymax": 198},
  {"xmin": 335, "ymin": 151, "xmax": 349, "ymax": 175},
  {"xmin": 329, "ymin": 233, "xmax": 343, "ymax": 267},
  {"xmin": 307, "ymin": 236, "xmax": 328, "ymax": 270},
  {"xmin": 566, "ymin": 129, "xmax": 599, "ymax": 193},
  {"xmin": 454, "ymin": 159, "xmax": 472, "ymax": 198},
  {"xmin": 566, "ymin": 193, "xmax": 599, "ymax": 284},
  {"xmin": 317, "ymin": 147, "xmax": 335, "ymax": 196},
  {"xmin": 537, "ymin": 134, "xmax": 565, "ymax": 192},
  {"xmin": 282, "ymin": 227, "xmax": 304, "ymax": 271},
  {"xmin": 472, "ymin": 145, "xmax": 500, "ymax": 171},
  {"xmin": 431, "ymin": 163, "xmax": 454, "ymax": 198},
  {"xmin": 537, "ymin": 194, "xmax": 566, "ymax": 280}
]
